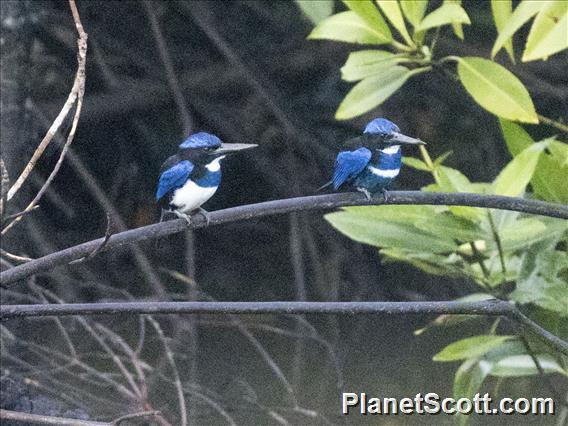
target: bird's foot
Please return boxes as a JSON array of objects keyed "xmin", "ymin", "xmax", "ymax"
[
  {"xmin": 174, "ymin": 210, "xmax": 192, "ymax": 226},
  {"xmin": 197, "ymin": 208, "xmax": 211, "ymax": 227},
  {"xmin": 381, "ymin": 188, "xmax": 389, "ymax": 203},
  {"xmin": 357, "ymin": 187, "xmax": 372, "ymax": 201}
]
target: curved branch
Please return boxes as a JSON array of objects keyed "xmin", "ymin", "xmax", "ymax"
[
  {"xmin": 1, "ymin": 191, "xmax": 567, "ymax": 286},
  {"xmin": 1, "ymin": 300, "xmax": 567, "ymax": 355}
]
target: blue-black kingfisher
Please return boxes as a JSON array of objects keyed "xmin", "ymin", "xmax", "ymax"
[
  {"xmin": 156, "ymin": 132, "xmax": 257, "ymax": 224},
  {"xmin": 321, "ymin": 118, "xmax": 424, "ymax": 200}
]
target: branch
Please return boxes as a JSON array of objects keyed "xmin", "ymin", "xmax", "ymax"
[
  {"xmin": 1, "ymin": 191, "xmax": 567, "ymax": 286},
  {"xmin": 2, "ymin": 0, "xmax": 88, "ymax": 234},
  {"xmin": 0, "ymin": 409, "xmax": 109, "ymax": 426},
  {"xmin": 1, "ymin": 300, "xmax": 567, "ymax": 355}
]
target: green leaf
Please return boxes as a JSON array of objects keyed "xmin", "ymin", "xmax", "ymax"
[
  {"xmin": 499, "ymin": 218, "xmax": 548, "ymax": 251},
  {"xmin": 433, "ymin": 151, "xmax": 453, "ymax": 167},
  {"xmin": 376, "ymin": 0, "xmax": 414, "ymax": 46},
  {"xmin": 523, "ymin": 1, "xmax": 568, "ymax": 61},
  {"xmin": 400, "ymin": 0, "xmax": 428, "ymax": 27},
  {"xmin": 454, "ymin": 358, "xmax": 492, "ymax": 402},
  {"xmin": 499, "ymin": 119, "xmax": 533, "ymax": 156},
  {"xmin": 493, "ymin": 140, "xmax": 549, "ymax": 196},
  {"xmin": 433, "ymin": 335, "xmax": 514, "ymax": 362},
  {"xmin": 415, "ymin": 3, "xmax": 470, "ymax": 32},
  {"xmin": 295, "ymin": 0, "xmax": 334, "ymax": 25},
  {"xmin": 444, "ymin": 0, "xmax": 465, "ymax": 39},
  {"xmin": 499, "ymin": 120, "xmax": 568, "ymax": 202},
  {"xmin": 402, "ymin": 156, "xmax": 431, "ymax": 171},
  {"xmin": 549, "ymin": 140, "xmax": 568, "ymax": 166},
  {"xmin": 381, "ymin": 248, "xmax": 468, "ymax": 277},
  {"xmin": 454, "ymin": 358, "xmax": 493, "ymax": 426},
  {"xmin": 492, "ymin": 0, "xmax": 542, "ymax": 58},
  {"xmin": 308, "ymin": 11, "xmax": 390, "ymax": 45},
  {"xmin": 340, "ymin": 50, "xmax": 406, "ymax": 82},
  {"xmin": 415, "ymin": 293, "xmax": 495, "ymax": 336},
  {"xmin": 325, "ymin": 206, "xmax": 457, "ymax": 253},
  {"xmin": 414, "ymin": 213, "xmax": 483, "ymax": 243},
  {"xmin": 336, "ymin": 66, "xmax": 411, "ymax": 120},
  {"xmin": 457, "ymin": 57, "xmax": 538, "ymax": 123},
  {"xmin": 511, "ymin": 274, "xmax": 568, "ymax": 315},
  {"xmin": 490, "ymin": 355, "xmax": 566, "ymax": 377},
  {"xmin": 342, "ymin": 0, "xmax": 392, "ymax": 42},
  {"xmin": 433, "ymin": 166, "xmax": 485, "ymax": 220},
  {"xmin": 491, "ymin": 0, "xmax": 515, "ymax": 61}
]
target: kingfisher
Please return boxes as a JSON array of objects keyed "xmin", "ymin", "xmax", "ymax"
[
  {"xmin": 156, "ymin": 132, "xmax": 257, "ymax": 224},
  {"xmin": 321, "ymin": 118, "xmax": 424, "ymax": 200}
]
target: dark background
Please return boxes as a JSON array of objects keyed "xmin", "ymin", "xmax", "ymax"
[{"xmin": 1, "ymin": 1, "xmax": 566, "ymax": 424}]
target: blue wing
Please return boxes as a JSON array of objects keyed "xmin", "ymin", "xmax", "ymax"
[
  {"xmin": 333, "ymin": 148, "xmax": 372, "ymax": 189},
  {"xmin": 156, "ymin": 160, "xmax": 194, "ymax": 201}
]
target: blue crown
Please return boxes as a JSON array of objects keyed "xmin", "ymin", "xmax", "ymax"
[
  {"xmin": 179, "ymin": 132, "xmax": 222, "ymax": 149},
  {"xmin": 364, "ymin": 118, "xmax": 400, "ymax": 135}
]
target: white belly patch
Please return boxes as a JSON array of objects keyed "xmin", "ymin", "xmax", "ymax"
[{"xmin": 171, "ymin": 180, "xmax": 218, "ymax": 213}]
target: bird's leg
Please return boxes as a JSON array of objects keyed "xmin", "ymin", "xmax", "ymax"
[
  {"xmin": 357, "ymin": 187, "xmax": 372, "ymax": 201},
  {"xmin": 197, "ymin": 208, "xmax": 211, "ymax": 226},
  {"xmin": 381, "ymin": 188, "xmax": 389, "ymax": 203},
  {"xmin": 174, "ymin": 210, "xmax": 192, "ymax": 226}
]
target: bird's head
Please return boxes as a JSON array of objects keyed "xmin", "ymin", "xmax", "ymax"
[
  {"xmin": 363, "ymin": 118, "xmax": 424, "ymax": 148},
  {"xmin": 179, "ymin": 132, "xmax": 257, "ymax": 162}
]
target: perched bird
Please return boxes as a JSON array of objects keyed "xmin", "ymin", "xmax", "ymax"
[
  {"xmin": 156, "ymin": 132, "xmax": 257, "ymax": 224},
  {"xmin": 321, "ymin": 118, "xmax": 424, "ymax": 200}
]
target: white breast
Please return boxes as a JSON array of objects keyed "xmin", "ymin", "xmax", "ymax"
[
  {"xmin": 368, "ymin": 166, "xmax": 400, "ymax": 178},
  {"xmin": 171, "ymin": 180, "xmax": 218, "ymax": 213}
]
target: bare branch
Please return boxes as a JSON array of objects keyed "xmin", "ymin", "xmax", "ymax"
[
  {"xmin": 2, "ymin": 300, "xmax": 567, "ymax": 356},
  {"xmin": 2, "ymin": 0, "xmax": 88, "ymax": 234},
  {"xmin": 5, "ymin": 0, "xmax": 88, "ymax": 204},
  {"xmin": 0, "ymin": 409, "xmax": 109, "ymax": 426},
  {"xmin": 1, "ymin": 192, "xmax": 567, "ymax": 286}
]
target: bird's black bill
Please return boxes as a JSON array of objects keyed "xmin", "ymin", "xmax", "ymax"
[
  {"xmin": 214, "ymin": 143, "xmax": 258, "ymax": 155},
  {"xmin": 390, "ymin": 132, "xmax": 425, "ymax": 145}
]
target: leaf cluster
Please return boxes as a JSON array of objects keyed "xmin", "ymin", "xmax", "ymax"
[{"xmin": 299, "ymin": 0, "xmax": 567, "ymax": 122}]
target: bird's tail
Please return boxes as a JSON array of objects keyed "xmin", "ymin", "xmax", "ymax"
[{"xmin": 316, "ymin": 180, "xmax": 333, "ymax": 192}]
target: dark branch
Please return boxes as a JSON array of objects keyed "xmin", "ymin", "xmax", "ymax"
[
  {"xmin": 1, "ymin": 300, "xmax": 567, "ymax": 355},
  {"xmin": 1, "ymin": 192, "xmax": 566, "ymax": 286}
]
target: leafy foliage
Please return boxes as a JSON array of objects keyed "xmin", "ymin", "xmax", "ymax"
[
  {"xmin": 299, "ymin": 0, "xmax": 568, "ymax": 419},
  {"xmin": 303, "ymin": 0, "xmax": 567, "ymax": 122}
]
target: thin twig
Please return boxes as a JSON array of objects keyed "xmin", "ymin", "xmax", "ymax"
[
  {"xmin": 1, "ymin": 191, "xmax": 566, "ymax": 286},
  {"xmin": 145, "ymin": 315, "xmax": 186, "ymax": 426},
  {"xmin": 142, "ymin": 0, "xmax": 193, "ymax": 135},
  {"xmin": 0, "ymin": 157, "xmax": 9, "ymax": 216},
  {"xmin": 2, "ymin": 0, "xmax": 88, "ymax": 234},
  {"xmin": 537, "ymin": 114, "xmax": 568, "ymax": 134},
  {"xmin": 0, "ymin": 249, "xmax": 32, "ymax": 263},
  {"xmin": 487, "ymin": 210, "xmax": 507, "ymax": 279},
  {"xmin": 0, "ymin": 409, "xmax": 109, "ymax": 426},
  {"xmin": 112, "ymin": 410, "xmax": 162, "ymax": 425},
  {"xmin": 519, "ymin": 334, "xmax": 567, "ymax": 409},
  {"xmin": 1, "ymin": 205, "xmax": 40, "ymax": 225},
  {"xmin": 69, "ymin": 213, "xmax": 114, "ymax": 265}
]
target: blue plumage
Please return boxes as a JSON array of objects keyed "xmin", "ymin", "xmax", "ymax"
[
  {"xmin": 179, "ymin": 132, "xmax": 222, "ymax": 150},
  {"xmin": 333, "ymin": 148, "xmax": 372, "ymax": 190},
  {"xmin": 324, "ymin": 118, "xmax": 424, "ymax": 199},
  {"xmin": 156, "ymin": 132, "xmax": 257, "ymax": 225},
  {"xmin": 156, "ymin": 160, "xmax": 194, "ymax": 201}
]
